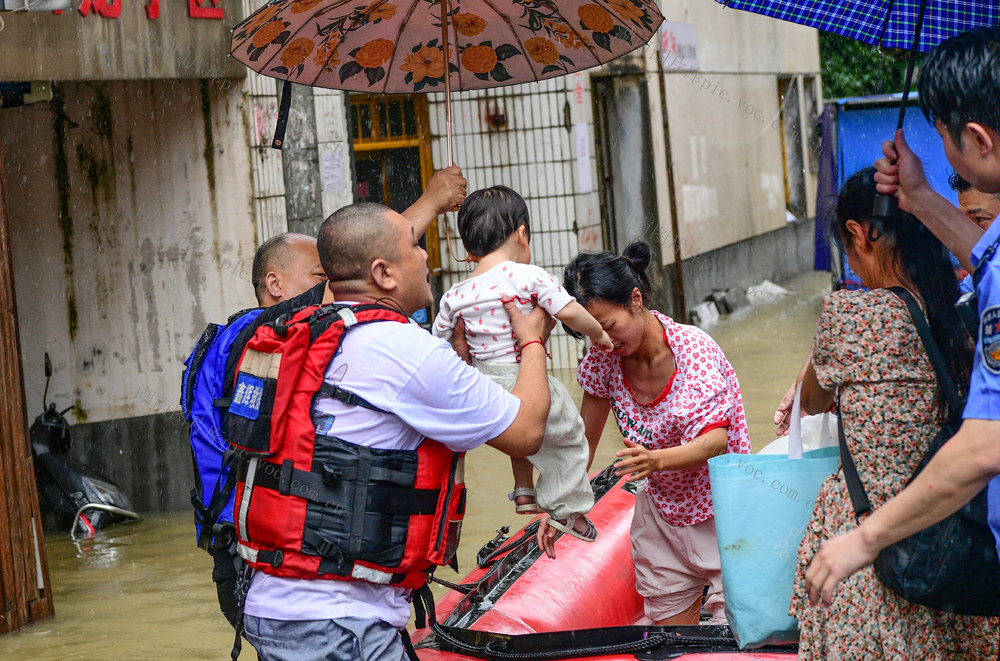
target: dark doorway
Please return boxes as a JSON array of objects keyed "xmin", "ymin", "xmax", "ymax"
[{"xmin": 592, "ymin": 75, "xmax": 668, "ymax": 312}]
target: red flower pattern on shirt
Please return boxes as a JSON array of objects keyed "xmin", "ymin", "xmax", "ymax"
[{"xmin": 577, "ymin": 311, "xmax": 751, "ymax": 526}]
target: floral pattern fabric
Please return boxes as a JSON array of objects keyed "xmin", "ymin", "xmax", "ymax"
[
  {"xmin": 232, "ymin": 0, "xmax": 663, "ymax": 93},
  {"xmin": 577, "ymin": 311, "xmax": 752, "ymax": 527},
  {"xmin": 790, "ymin": 289, "xmax": 998, "ymax": 660}
]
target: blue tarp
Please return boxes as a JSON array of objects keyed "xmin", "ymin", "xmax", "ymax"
[{"xmin": 816, "ymin": 94, "xmax": 960, "ymax": 287}]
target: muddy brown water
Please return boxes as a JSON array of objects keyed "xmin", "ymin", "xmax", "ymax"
[{"xmin": 0, "ymin": 272, "xmax": 829, "ymax": 660}]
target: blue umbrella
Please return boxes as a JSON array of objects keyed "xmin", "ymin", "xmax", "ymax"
[
  {"xmin": 714, "ymin": 0, "xmax": 999, "ymax": 218},
  {"xmin": 714, "ymin": 0, "xmax": 998, "ymax": 51}
]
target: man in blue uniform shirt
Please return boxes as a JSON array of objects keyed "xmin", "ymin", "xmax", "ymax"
[
  {"xmin": 949, "ymin": 172, "xmax": 1000, "ymax": 294},
  {"xmin": 804, "ymin": 26, "xmax": 1000, "ymax": 605}
]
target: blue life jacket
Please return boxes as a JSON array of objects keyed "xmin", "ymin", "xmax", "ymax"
[{"xmin": 180, "ymin": 307, "xmax": 264, "ymax": 551}]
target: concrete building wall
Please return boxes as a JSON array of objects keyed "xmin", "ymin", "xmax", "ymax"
[
  {"xmin": 243, "ymin": 75, "xmax": 353, "ymax": 242},
  {"xmin": 2, "ymin": 78, "xmax": 257, "ymax": 431},
  {"xmin": 665, "ymin": 71, "xmax": 789, "ymax": 258},
  {"xmin": 638, "ymin": 5, "xmax": 822, "ymax": 315},
  {"xmin": 0, "ymin": 6, "xmax": 244, "ymax": 81},
  {"xmin": 651, "ymin": 4, "xmax": 821, "ymax": 261},
  {"xmin": 661, "ymin": 0, "xmax": 820, "ymax": 75}
]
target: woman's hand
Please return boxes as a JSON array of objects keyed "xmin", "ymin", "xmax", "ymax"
[
  {"xmin": 773, "ymin": 382, "xmax": 797, "ymax": 436},
  {"xmin": 615, "ymin": 438, "xmax": 659, "ymax": 481}
]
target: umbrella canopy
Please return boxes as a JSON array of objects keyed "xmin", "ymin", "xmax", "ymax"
[
  {"xmin": 231, "ymin": 0, "xmax": 663, "ymax": 94},
  {"xmin": 714, "ymin": 0, "xmax": 998, "ymax": 52},
  {"xmin": 715, "ymin": 0, "xmax": 999, "ymax": 222}
]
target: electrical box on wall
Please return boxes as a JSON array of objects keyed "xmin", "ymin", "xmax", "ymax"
[{"xmin": 0, "ymin": 82, "xmax": 54, "ymax": 108}]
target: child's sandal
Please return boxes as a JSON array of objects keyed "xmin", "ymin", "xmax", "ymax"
[
  {"xmin": 547, "ymin": 515, "xmax": 598, "ymax": 543},
  {"xmin": 508, "ymin": 487, "xmax": 541, "ymax": 515}
]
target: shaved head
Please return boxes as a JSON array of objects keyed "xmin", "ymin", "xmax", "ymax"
[
  {"xmin": 318, "ymin": 203, "xmax": 401, "ymax": 283},
  {"xmin": 251, "ymin": 233, "xmax": 322, "ymax": 306}
]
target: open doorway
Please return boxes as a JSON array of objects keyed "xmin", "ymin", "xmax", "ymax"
[{"xmin": 592, "ymin": 75, "xmax": 667, "ymax": 311}]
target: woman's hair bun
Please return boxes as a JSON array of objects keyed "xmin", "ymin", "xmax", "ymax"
[{"xmin": 621, "ymin": 241, "xmax": 651, "ymax": 273}]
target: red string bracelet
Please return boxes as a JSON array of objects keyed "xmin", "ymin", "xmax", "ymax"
[{"xmin": 515, "ymin": 338, "xmax": 550, "ymax": 362}]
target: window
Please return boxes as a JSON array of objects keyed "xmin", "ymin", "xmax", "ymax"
[{"xmin": 347, "ymin": 95, "xmax": 439, "ymax": 274}]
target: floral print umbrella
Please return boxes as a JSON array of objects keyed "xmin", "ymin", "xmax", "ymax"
[{"xmin": 231, "ymin": 0, "xmax": 663, "ymax": 158}]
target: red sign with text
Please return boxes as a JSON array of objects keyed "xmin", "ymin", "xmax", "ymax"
[{"xmin": 78, "ymin": 0, "xmax": 222, "ymax": 19}]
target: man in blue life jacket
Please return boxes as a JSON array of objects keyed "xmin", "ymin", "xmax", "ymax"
[
  {"xmin": 192, "ymin": 166, "xmax": 468, "ymax": 632},
  {"xmin": 239, "ymin": 201, "xmax": 553, "ymax": 661},
  {"xmin": 804, "ymin": 27, "xmax": 1000, "ymax": 605},
  {"xmin": 949, "ymin": 172, "xmax": 1000, "ymax": 294}
]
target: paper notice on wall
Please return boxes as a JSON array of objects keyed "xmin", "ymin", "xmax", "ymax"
[
  {"xmin": 660, "ymin": 22, "xmax": 698, "ymax": 71},
  {"xmin": 320, "ymin": 147, "xmax": 346, "ymax": 192},
  {"xmin": 574, "ymin": 123, "xmax": 592, "ymax": 195}
]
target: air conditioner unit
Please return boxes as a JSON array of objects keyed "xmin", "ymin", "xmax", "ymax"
[{"xmin": 0, "ymin": 0, "xmax": 72, "ymax": 10}]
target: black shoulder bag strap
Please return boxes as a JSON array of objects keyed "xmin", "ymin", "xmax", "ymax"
[
  {"xmin": 887, "ymin": 287, "xmax": 963, "ymax": 414},
  {"xmin": 838, "ymin": 287, "xmax": 964, "ymax": 522}
]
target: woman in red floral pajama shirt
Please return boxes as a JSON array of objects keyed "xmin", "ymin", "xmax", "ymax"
[{"xmin": 547, "ymin": 240, "xmax": 752, "ymax": 625}]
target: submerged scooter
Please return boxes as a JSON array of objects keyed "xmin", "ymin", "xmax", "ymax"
[{"xmin": 30, "ymin": 353, "xmax": 140, "ymax": 539}]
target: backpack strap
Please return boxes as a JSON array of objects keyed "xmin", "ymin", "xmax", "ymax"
[
  {"xmin": 316, "ymin": 382, "xmax": 386, "ymax": 412},
  {"xmin": 196, "ymin": 449, "xmax": 242, "ymax": 551},
  {"xmin": 309, "ymin": 303, "xmax": 411, "ymax": 413},
  {"xmin": 181, "ymin": 323, "xmax": 221, "ymax": 417}
]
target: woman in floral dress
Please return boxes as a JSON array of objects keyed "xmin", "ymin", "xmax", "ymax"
[
  {"xmin": 783, "ymin": 168, "xmax": 996, "ymax": 658},
  {"xmin": 537, "ymin": 240, "xmax": 752, "ymax": 625}
]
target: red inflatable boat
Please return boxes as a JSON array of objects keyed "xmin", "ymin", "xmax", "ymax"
[{"xmin": 409, "ymin": 467, "xmax": 798, "ymax": 660}]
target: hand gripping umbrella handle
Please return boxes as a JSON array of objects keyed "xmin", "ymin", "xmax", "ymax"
[{"xmin": 873, "ymin": 0, "xmax": 928, "ymax": 223}]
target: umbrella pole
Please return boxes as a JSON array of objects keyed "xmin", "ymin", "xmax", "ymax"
[
  {"xmin": 441, "ymin": 0, "xmax": 454, "ymax": 165},
  {"xmin": 894, "ymin": 0, "xmax": 929, "ymax": 131},
  {"xmin": 873, "ymin": 0, "xmax": 928, "ymax": 222}
]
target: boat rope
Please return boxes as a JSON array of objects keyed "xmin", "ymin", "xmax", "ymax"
[{"xmin": 428, "ymin": 575, "xmax": 476, "ymax": 595}]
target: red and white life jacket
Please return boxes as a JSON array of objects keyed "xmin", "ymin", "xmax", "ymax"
[{"xmin": 224, "ymin": 303, "xmax": 466, "ymax": 589}]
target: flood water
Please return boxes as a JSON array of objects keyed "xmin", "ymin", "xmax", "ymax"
[{"xmin": 0, "ymin": 271, "xmax": 830, "ymax": 660}]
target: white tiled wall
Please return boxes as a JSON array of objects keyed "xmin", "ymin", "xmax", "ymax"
[
  {"xmin": 428, "ymin": 75, "xmax": 601, "ymax": 371},
  {"xmin": 244, "ymin": 70, "xmax": 288, "ymax": 243}
]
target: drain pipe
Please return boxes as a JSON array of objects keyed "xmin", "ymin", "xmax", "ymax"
[{"xmin": 655, "ymin": 46, "xmax": 687, "ymax": 323}]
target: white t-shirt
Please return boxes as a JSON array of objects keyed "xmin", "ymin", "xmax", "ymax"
[
  {"xmin": 432, "ymin": 261, "xmax": 574, "ymax": 362},
  {"xmin": 244, "ymin": 309, "xmax": 520, "ymax": 627}
]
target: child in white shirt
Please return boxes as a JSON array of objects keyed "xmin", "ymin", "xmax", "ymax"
[{"xmin": 433, "ymin": 185, "xmax": 612, "ymax": 543}]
